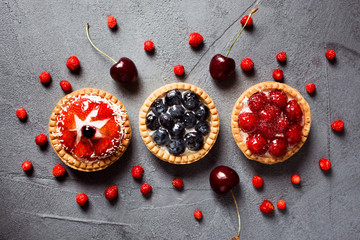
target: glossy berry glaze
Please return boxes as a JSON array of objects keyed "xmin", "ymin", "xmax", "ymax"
[{"xmin": 55, "ymin": 95, "xmax": 127, "ymax": 162}]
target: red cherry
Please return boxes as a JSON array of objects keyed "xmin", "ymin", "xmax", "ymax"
[
  {"xmin": 269, "ymin": 137, "xmax": 288, "ymax": 157},
  {"xmin": 209, "ymin": 54, "xmax": 235, "ymax": 81},
  {"xmin": 284, "ymin": 100, "xmax": 303, "ymax": 123},
  {"xmin": 110, "ymin": 57, "xmax": 138, "ymax": 83},
  {"xmin": 259, "ymin": 104, "xmax": 281, "ymax": 123},
  {"xmin": 209, "ymin": 166, "xmax": 239, "ymax": 195},
  {"xmin": 246, "ymin": 134, "xmax": 268, "ymax": 155},
  {"xmin": 238, "ymin": 112, "xmax": 259, "ymax": 133},
  {"xmin": 268, "ymin": 90, "xmax": 288, "ymax": 110},
  {"xmin": 285, "ymin": 124, "xmax": 302, "ymax": 145},
  {"xmin": 248, "ymin": 92, "xmax": 268, "ymax": 112}
]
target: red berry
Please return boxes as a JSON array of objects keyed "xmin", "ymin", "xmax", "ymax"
[
  {"xmin": 259, "ymin": 122, "xmax": 275, "ymax": 140},
  {"xmin": 325, "ymin": 49, "xmax": 336, "ymax": 61},
  {"xmin": 259, "ymin": 104, "xmax": 281, "ymax": 123},
  {"xmin": 104, "ymin": 186, "xmax": 118, "ymax": 201},
  {"xmin": 66, "ymin": 56, "xmax": 80, "ymax": 71},
  {"xmin": 247, "ymin": 134, "xmax": 268, "ymax": 155},
  {"xmin": 306, "ymin": 83, "xmax": 316, "ymax": 94},
  {"xmin": 274, "ymin": 116, "xmax": 290, "ymax": 134},
  {"xmin": 285, "ymin": 100, "xmax": 303, "ymax": 123},
  {"xmin": 173, "ymin": 65, "xmax": 185, "ymax": 76},
  {"xmin": 238, "ymin": 112, "xmax": 259, "ymax": 133},
  {"xmin": 35, "ymin": 134, "xmax": 47, "ymax": 146},
  {"xmin": 277, "ymin": 200, "xmax": 286, "ymax": 210},
  {"xmin": 240, "ymin": 58, "xmax": 254, "ymax": 71},
  {"xmin": 188, "ymin": 32, "xmax": 203, "ymax": 47},
  {"xmin": 252, "ymin": 176, "xmax": 264, "ymax": 188},
  {"xmin": 240, "ymin": 15, "xmax": 253, "ymax": 26},
  {"xmin": 60, "ymin": 80, "xmax": 72, "ymax": 92},
  {"xmin": 172, "ymin": 178, "xmax": 184, "ymax": 189},
  {"xmin": 291, "ymin": 174, "xmax": 301, "ymax": 184},
  {"xmin": 131, "ymin": 165, "xmax": 144, "ymax": 179},
  {"xmin": 39, "ymin": 72, "xmax": 51, "ymax": 84},
  {"xmin": 248, "ymin": 92, "xmax": 268, "ymax": 112},
  {"xmin": 260, "ymin": 200, "xmax": 274, "ymax": 214},
  {"xmin": 22, "ymin": 161, "xmax": 33, "ymax": 172},
  {"xmin": 285, "ymin": 124, "xmax": 302, "ymax": 145},
  {"xmin": 319, "ymin": 158, "xmax": 331, "ymax": 171},
  {"xmin": 76, "ymin": 193, "xmax": 88, "ymax": 206},
  {"xmin": 140, "ymin": 183, "xmax": 152, "ymax": 195},
  {"xmin": 16, "ymin": 108, "xmax": 27, "ymax": 120},
  {"xmin": 331, "ymin": 120, "xmax": 344, "ymax": 132},
  {"xmin": 268, "ymin": 90, "xmax": 288, "ymax": 110},
  {"xmin": 272, "ymin": 69, "xmax": 283, "ymax": 81},
  {"xmin": 269, "ymin": 137, "xmax": 288, "ymax": 157},
  {"xmin": 194, "ymin": 210, "xmax": 202, "ymax": 220},
  {"xmin": 144, "ymin": 40, "xmax": 154, "ymax": 52},
  {"xmin": 52, "ymin": 164, "xmax": 66, "ymax": 177},
  {"xmin": 276, "ymin": 52, "xmax": 287, "ymax": 62},
  {"xmin": 107, "ymin": 16, "xmax": 117, "ymax": 29}
]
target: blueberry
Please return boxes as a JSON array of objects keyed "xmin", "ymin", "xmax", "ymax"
[
  {"xmin": 165, "ymin": 90, "xmax": 182, "ymax": 106},
  {"xmin": 169, "ymin": 105, "xmax": 185, "ymax": 120},
  {"xmin": 195, "ymin": 121, "xmax": 210, "ymax": 136},
  {"xmin": 182, "ymin": 112, "xmax": 197, "ymax": 129},
  {"xmin": 194, "ymin": 104, "xmax": 210, "ymax": 121},
  {"xmin": 167, "ymin": 139, "xmax": 185, "ymax": 155},
  {"xmin": 151, "ymin": 99, "xmax": 168, "ymax": 116},
  {"xmin": 146, "ymin": 114, "xmax": 160, "ymax": 130},
  {"xmin": 169, "ymin": 122, "xmax": 186, "ymax": 138},
  {"xmin": 184, "ymin": 132, "xmax": 204, "ymax": 151},
  {"xmin": 152, "ymin": 128, "xmax": 170, "ymax": 146},
  {"xmin": 182, "ymin": 91, "xmax": 199, "ymax": 110},
  {"xmin": 159, "ymin": 113, "xmax": 174, "ymax": 130}
]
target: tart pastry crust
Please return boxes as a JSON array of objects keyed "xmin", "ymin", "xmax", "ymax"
[
  {"xmin": 139, "ymin": 83, "xmax": 219, "ymax": 164},
  {"xmin": 231, "ymin": 82, "xmax": 311, "ymax": 164},
  {"xmin": 49, "ymin": 88, "xmax": 131, "ymax": 172}
]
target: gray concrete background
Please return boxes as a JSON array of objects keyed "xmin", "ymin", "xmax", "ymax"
[{"xmin": 1, "ymin": 0, "xmax": 360, "ymax": 239}]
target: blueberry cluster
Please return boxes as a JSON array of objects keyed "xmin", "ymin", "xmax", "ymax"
[{"xmin": 146, "ymin": 90, "xmax": 210, "ymax": 155}]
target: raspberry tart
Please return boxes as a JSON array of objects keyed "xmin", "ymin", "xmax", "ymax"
[
  {"xmin": 231, "ymin": 82, "xmax": 311, "ymax": 164},
  {"xmin": 139, "ymin": 83, "xmax": 219, "ymax": 164},
  {"xmin": 49, "ymin": 88, "xmax": 131, "ymax": 172}
]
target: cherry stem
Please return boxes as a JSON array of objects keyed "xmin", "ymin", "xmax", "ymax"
[
  {"xmin": 230, "ymin": 189, "xmax": 241, "ymax": 240},
  {"xmin": 86, "ymin": 23, "xmax": 117, "ymax": 64},
  {"xmin": 225, "ymin": 8, "xmax": 258, "ymax": 58}
]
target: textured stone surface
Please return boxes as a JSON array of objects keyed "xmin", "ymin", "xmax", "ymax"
[{"xmin": 1, "ymin": 0, "xmax": 360, "ymax": 239}]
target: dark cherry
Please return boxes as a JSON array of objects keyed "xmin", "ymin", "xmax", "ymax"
[
  {"xmin": 110, "ymin": 57, "xmax": 138, "ymax": 83},
  {"xmin": 209, "ymin": 165, "xmax": 239, "ymax": 195},
  {"xmin": 82, "ymin": 125, "xmax": 96, "ymax": 139},
  {"xmin": 209, "ymin": 54, "xmax": 235, "ymax": 81}
]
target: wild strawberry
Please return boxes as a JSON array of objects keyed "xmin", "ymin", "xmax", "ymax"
[
  {"xmin": 194, "ymin": 210, "xmax": 202, "ymax": 220},
  {"xmin": 39, "ymin": 72, "xmax": 51, "ymax": 84},
  {"xmin": 240, "ymin": 58, "xmax": 254, "ymax": 71},
  {"xmin": 306, "ymin": 83, "xmax": 316, "ymax": 94},
  {"xmin": 16, "ymin": 108, "xmax": 27, "ymax": 120},
  {"xmin": 273, "ymin": 69, "xmax": 283, "ymax": 81},
  {"xmin": 285, "ymin": 100, "xmax": 303, "ymax": 123},
  {"xmin": 277, "ymin": 200, "xmax": 286, "ymax": 210},
  {"xmin": 268, "ymin": 90, "xmax": 288, "ymax": 110},
  {"xmin": 247, "ymin": 134, "xmax": 268, "ymax": 155},
  {"xmin": 66, "ymin": 56, "xmax": 80, "ymax": 71},
  {"xmin": 131, "ymin": 165, "xmax": 144, "ymax": 179},
  {"xmin": 22, "ymin": 161, "xmax": 33, "ymax": 172},
  {"xmin": 259, "ymin": 104, "xmax": 281, "ymax": 123},
  {"xmin": 140, "ymin": 183, "xmax": 152, "ymax": 195},
  {"xmin": 107, "ymin": 16, "xmax": 117, "ymax": 29},
  {"xmin": 269, "ymin": 137, "xmax": 288, "ymax": 157},
  {"xmin": 260, "ymin": 200, "xmax": 274, "ymax": 214},
  {"xmin": 319, "ymin": 158, "xmax": 331, "ymax": 171},
  {"xmin": 252, "ymin": 176, "xmax": 264, "ymax": 188},
  {"xmin": 104, "ymin": 186, "xmax": 118, "ymax": 201},
  {"xmin": 76, "ymin": 193, "xmax": 88, "ymax": 206},
  {"xmin": 144, "ymin": 40, "xmax": 154, "ymax": 52},
  {"xmin": 331, "ymin": 120, "xmax": 344, "ymax": 132},
  {"xmin": 240, "ymin": 15, "xmax": 253, "ymax": 26},
  {"xmin": 52, "ymin": 164, "xmax": 66, "ymax": 177},
  {"xmin": 325, "ymin": 49, "xmax": 336, "ymax": 61},
  {"xmin": 60, "ymin": 80, "xmax": 72, "ymax": 92},
  {"xmin": 188, "ymin": 32, "xmax": 203, "ymax": 47},
  {"xmin": 35, "ymin": 134, "xmax": 47, "ymax": 146},
  {"xmin": 172, "ymin": 178, "xmax": 184, "ymax": 189},
  {"xmin": 173, "ymin": 65, "xmax": 185, "ymax": 76},
  {"xmin": 248, "ymin": 92, "xmax": 268, "ymax": 112},
  {"xmin": 238, "ymin": 112, "xmax": 259, "ymax": 133},
  {"xmin": 276, "ymin": 52, "xmax": 286, "ymax": 62},
  {"xmin": 285, "ymin": 124, "xmax": 302, "ymax": 145},
  {"xmin": 291, "ymin": 174, "xmax": 301, "ymax": 184}
]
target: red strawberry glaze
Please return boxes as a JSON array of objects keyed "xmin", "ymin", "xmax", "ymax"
[{"xmin": 54, "ymin": 95, "xmax": 127, "ymax": 162}]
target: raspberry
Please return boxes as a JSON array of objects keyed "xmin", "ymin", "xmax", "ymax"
[
  {"xmin": 272, "ymin": 69, "xmax": 283, "ymax": 81},
  {"xmin": 52, "ymin": 164, "xmax": 66, "ymax": 177},
  {"xmin": 252, "ymin": 176, "xmax": 264, "ymax": 188},
  {"xmin": 172, "ymin": 178, "xmax": 184, "ymax": 189},
  {"xmin": 248, "ymin": 92, "xmax": 268, "ymax": 112},
  {"xmin": 277, "ymin": 200, "xmax": 286, "ymax": 210},
  {"xmin": 306, "ymin": 83, "xmax": 316, "ymax": 94},
  {"xmin": 173, "ymin": 65, "xmax": 185, "ymax": 76},
  {"xmin": 268, "ymin": 90, "xmax": 288, "ymax": 110},
  {"xmin": 240, "ymin": 58, "xmax": 254, "ymax": 71},
  {"xmin": 131, "ymin": 165, "xmax": 144, "ymax": 179},
  {"xmin": 285, "ymin": 124, "xmax": 302, "ymax": 145},
  {"xmin": 259, "ymin": 122, "xmax": 275, "ymax": 140},
  {"xmin": 140, "ymin": 183, "xmax": 152, "ymax": 195},
  {"xmin": 285, "ymin": 100, "xmax": 303, "ymax": 123},
  {"xmin": 331, "ymin": 120, "xmax": 344, "ymax": 132},
  {"xmin": 144, "ymin": 40, "xmax": 154, "ymax": 52},
  {"xmin": 276, "ymin": 52, "xmax": 287, "ymax": 62},
  {"xmin": 260, "ymin": 200, "xmax": 274, "ymax": 214},
  {"xmin": 291, "ymin": 174, "xmax": 301, "ymax": 184},
  {"xmin": 325, "ymin": 49, "xmax": 336, "ymax": 61},
  {"xmin": 194, "ymin": 210, "xmax": 202, "ymax": 220},
  {"xmin": 188, "ymin": 32, "xmax": 203, "ymax": 47},
  {"xmin": 60, "ymin": 80, "xmax": 72, "ymax": 92},
  {"xmin": 240, "ymin": 15, "xmax": 253, "ymax": 26},
  {"xmin": 35, "ymin": 134, "xmax": 47, "ymax": 146},
  {"xmin": 274, "ymin": 116, "xmax": 290, "ymax": 134},
  {"xmin": 16, "ymin": 108, "xmax": 27, "ymax": 120},
  {"xmin": 259, "ymin": 104, "xmax": 281, "ymax": 123},
  {"xmin": 247, "ymin": 134, "xmax": 268, "ymax": 155},
  {"xmin": 39, "ymin": 72, "xmax": 51, "ymax": 84},
  {"xmin": 66, "ymin": 56, "xmax": 80, "ymax": 71},
  {"xmin": 238, "ymin": 112, "xmax": 259, "ymax": 133},
  {"xmin": 76, "ymin": 193, "xmax": 88, "ymax": 206},
  {"xmin": 107, "ymin": 16, "xmax": 117, "ymax": 29},
  {"xmin": 22, "ymin": 161, "xmax": 33, "ymax": 172},
  {"xmin": 319, "ymin": 158, "xmax": 331, "ymax": 171},
  {"xmin": 269, "ymin": 137, "xmax": 288, "ymax": 157},
  {"xmin": 104, "ymin": 186, "xmax": 118, "ymax": 201}
]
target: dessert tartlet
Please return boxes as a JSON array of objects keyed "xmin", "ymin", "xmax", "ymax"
[
  {"xmin": 49, "ymin": 88, "xmax": 131, "ymax": 172},
  {"xmin": 139, "ymin": 83, "xmax": 219, "ymax": 164},
  {"xmin": 231, "ymin": 82, "xmax": 311, "ymax": 164}
]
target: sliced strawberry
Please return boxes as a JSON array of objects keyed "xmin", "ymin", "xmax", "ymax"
[
  {"xmin": 59, "ymin": 130, "xmax": 77, "ymax": 151},
  {"xmin": 69, "ymin": 98, "xmax": 97, "ymax": 121},
  {"xmin": 58, "ymin": 110, "xmax": 76, "ymax": 129},
  {"xmin": 73, "ymin": 139, "xmax": 93, "ymax": 159},
  {"xmin": 91, "ymin": 102, "xmax": 114, "ymax": 121},
  {"xmin": 99, "ymin": 119, "xmax": 120, "ymax": 139},
  {"xmin": 93, "ymin": 137, "xmax": 114, "ymax": 156}
]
